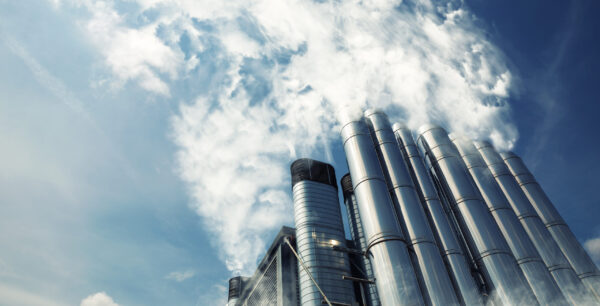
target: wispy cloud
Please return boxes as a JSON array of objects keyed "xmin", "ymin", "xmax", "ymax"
[
  {"xmin": 56, "ymin": 0, "xmax": 517, "ymax": 274},
  {"xmin": 166, "ymin": 269, "xmax": 195, "ymax": 282},
  {"xmin": 584, "ymin": 236, "xmax": 600, "ymax": 267}
]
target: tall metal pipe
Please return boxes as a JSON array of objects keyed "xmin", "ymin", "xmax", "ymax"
[
  {"xmin": 451, "ymin": 136, "xmax": 568, "ymax": 305},
  {"xmin": 341, "ymin": 173, "xmax": 380, "ymax": 306},
  {"xmin": 394, "ymin": 123, "xmax": 484, "ymax": 306},
  {"xmin": 500, "ymin": 151, "xmax": 600, "ymax": 301},
  {"xmin": 291, "ymin": 159, "xmax": 356, "ymax": 306},
  {"xmin": 341, "ymin": 118, "xmax": 425, "ymax": 306},
  {"xmin": 416, "ymin": 125, "xmax": 539, "ymax": 306},
  {"xmin": 364, "ymin": 110, "xmax": 459, "ymax": 306}
]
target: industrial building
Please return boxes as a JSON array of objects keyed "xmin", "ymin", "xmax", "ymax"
[{"xmin": 227, "ymin": 110, "xmax": 600, "ymax": 306}]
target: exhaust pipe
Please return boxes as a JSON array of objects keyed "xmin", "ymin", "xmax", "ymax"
[
  {"xmin": 341, "ymin": 118, "xmax": 425, "ymax": 306},
  {"xmin": 500, "ymin": 151, "xmax": 600, "ymax": 301},
  {"xmin": 364, "ymin": 110, "xmax": 459, "ymax": 306},
  {"xmin": 416, "ymin": 125, "xmax": 538, "ymax": 306},
  {"xmin": 451, "ymin": 136, "xmax": 568, "ymax": 305}
]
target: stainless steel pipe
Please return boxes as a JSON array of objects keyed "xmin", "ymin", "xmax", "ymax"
[
  {"xmin": 416, "ymin": 125, "xmax": 538, "ymax": 306},
  {"xmin": 500, "ymin": 151, "xmax": 600, "ymax": 301},
  {"xmin": 451, "ymin": 136, "xmax": 568, "ymax": 305},
  {"xmin": 341, "ymin": 173, "xmax": 381, "ymax": 306},
  {"xmin": 364, "ymin": 110, "xmax": 459, "ymax": 306},
  {"xmin": 341, "ymin": 118, "xmax": 425, "ymax": 306},
  {"xmin": 394, "ymin": 124, "xmax": 483, "ymax": 306}
]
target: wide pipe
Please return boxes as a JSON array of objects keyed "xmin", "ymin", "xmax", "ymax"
[
  {"xmin": 416, "ymin": 125, "xmax": 538, "ymax": 306},
  {"xmin": 364, "ymin": 110, "xmax": 459, "ymax": 306},
  {"xmin": 341, "ymin": 173, "xmax": 381, "ymax": 306},
  {"xmin": 452, "ymin": 136, "xmax": 567, "ymax": 305},
  {"xmin": 500, "ymin": 151, "xmax": 600, "ymax": 300},
  {"xmin": 394, "ymin": 124, "xmax": 483, "ymax": 306},
  {"xmin": 341, "ymin": 118, "xmax": 425, "ymax": 306},
  {"xmin": 291, "ymin": 159, "xmax": 357, "ymax": 306}
]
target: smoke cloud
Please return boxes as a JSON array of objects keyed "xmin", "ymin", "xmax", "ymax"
[{"xmin": 62, "ymin": 0, "xmax": 517, "ymax": 274}]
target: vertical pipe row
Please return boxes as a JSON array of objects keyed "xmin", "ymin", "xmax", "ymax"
[
  {"xmin": 451, "ymin": 136, "xmax": 568, "ymax": 305},
  {"xmin": 341, "ymin": 118, "xmax": 425, "ymax": 306},
  {"xmin": 416, "ymin": 125, "xmax": 539, "ymax": 306},
  {"xmin": 500, "ymin": 151, "xmax": 600, "ymax": 301},
  {"xmin": 393, "ymin": 124, "xmax": 483, "ymax": 306},
  {"xmin": 341, "ymin": 173, "xmax": 380, "ymax": 306},
  {"xmin": 291, "ymin": 159, "xmax": 356, "ymax": 306},
  {"xmin": 364, "ymin": 110, "xmax": 459, "ymax": 306}
]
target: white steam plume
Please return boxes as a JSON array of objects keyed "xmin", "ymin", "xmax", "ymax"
[{"xmin": 63, "ymin": 0, "xmax": 517, "ymax": 274}]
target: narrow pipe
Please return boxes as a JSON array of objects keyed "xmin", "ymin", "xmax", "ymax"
[
  {"xmin": 475, "ymin": 141, "xmax": 595, "ymax": 305},
  {"xmin": 341, "ymin": 118, "xmax": 425, "ymax": 306},
  {"xmin": 451, "ymin": 136, "xmax": 568, "ymax": 305},
  {"xmin": 394, "ymin": 123, "xmax": 483, "ymax": 306},
  {"xmin": 341, "ymin": 173, "xmax": 380, "ymax": 306},
  {"xmin": 364, "ymin": 110, "xmax": 459, "ymax": 306},
  {"xmin": 500, "ymin": 150, "xmax": 600, "ymax": 301},
  {"xmin": 416, "ymin": 124, "xmax": 539, "ymax": 306}
]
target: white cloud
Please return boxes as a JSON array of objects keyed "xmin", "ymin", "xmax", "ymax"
[
  {"xmin": 80, "ymin": 292, "xmax": 119, "ymax": 306},
  {"xmin": 53, "ymin": 0, "xmax": 518, "ymax": 274},
  {"xmin": 166, "ymin": 269, "xmax": 196, "ymax": 282},
  {"xmin": 584, "ymin": 236, "xmax": 600, "ymax": 266}
]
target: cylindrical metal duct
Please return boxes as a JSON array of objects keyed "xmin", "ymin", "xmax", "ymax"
[
  {"xmin": 364, "ymin": 110, "xmax": 459, "ymax": 306},
  {"xmin": 291, "ymin": 159, "xmax": 357, "ymax": 306},
  {"xmin": 451, "ymin": 136, "xmax": 568, "ymax": 305},
  {"xmin": 394, "ymin": 124, "xmax": 483, "ymax": 306},
  {"xmin": 416, "ymin": 125, "xmax": 539, "ymax": 306},
  {"xmin": 341, "ymin": 119, "xmax": 425, "ymax": 306},
  {"xmin": 476, "ymin": 141, "xmax": 594, "ymax": 305},
  {"xmin": 500, "ymin": 151, "xmax": 600, "ymax": 301},
  {"xmin": 341, "ymin": 173, "xmax": 380, "ymax": 306},
  {"xmin": 228, "ymin": 276, "xmax": 242, "ymax": 306}
]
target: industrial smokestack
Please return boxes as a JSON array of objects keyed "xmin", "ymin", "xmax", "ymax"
[
  {"xmin": 393, "ymin": 123, "xmax": 483, "ymax": 306},
  {"xmin": 291, "ymin": 158, "xmax": 356, "ymax": 306},
  {"xmin": 500, "ymin": 151, "xmax": 600, "ymax": 301},
  {"xmin": 416, "ymin": 125, "xmax": 539, "ymax": 306},
  {"xmin": 341, "ymin": 118, "xmax": 425, "ymax": 306},
  {"xmin": 451, "ymin": 136, "xmax": 568, "ymax": 305},
  {"xmin": 364, "ymin": 110, "xmax": 459, "ymax": 306},
  {"xmin": 228, "ymin": 276, "xmax": 242, "ymax": 306},
  {"xmin": 475, "ymin": 141, "xmax": 594, "ymax": 304},
  {"xmin": 341, "ymin": 173, "xmax": 380, "ymax": 306}
]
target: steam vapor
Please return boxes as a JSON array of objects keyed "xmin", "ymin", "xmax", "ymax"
[{"xmin": 63, "ymin": 0, "xmax": 517, "ymax": 275}]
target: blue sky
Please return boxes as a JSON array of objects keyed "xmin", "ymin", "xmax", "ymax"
[{"xmin": 0, "ymin": 0, "xmax": 598, "ymax": 305}]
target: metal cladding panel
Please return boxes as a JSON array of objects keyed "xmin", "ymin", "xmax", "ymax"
[
  {"xmin": 416, "ymin": 125, "xmax": 539, "ymax": 306},
  {"xmin": 475, "ymin": 142, "xmax": 594, "ymax": 304},
  {"xmin": 365, "ymin": 111, "xmax": 459, "ymax": 306},
  {"xmin": 394, "ymin": 124, "xmax": 483, "ymax": 306},
  {"xmin": 341, "ymin": 173, "xmax": 380, "ymax": 306},
  {"xmin": 501, "ymin": 150, "xmax": 600, "ymax": 301},
  {"xmin": 292, "ymin": 177, "xmax": 356, "ymax": 306},
  {"xmin": 341, "ymin": 119, "xmax": 425, "ymax": 306},
  {"xmin": 451, "ymin": 137, "xmax": 567, "ymax": 305}
]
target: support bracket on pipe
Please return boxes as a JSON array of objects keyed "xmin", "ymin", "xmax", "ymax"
[{"xmin": 342, "ymin": 275, "xmax": 375, "ymax": 284}]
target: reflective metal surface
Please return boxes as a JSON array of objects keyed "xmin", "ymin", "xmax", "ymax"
[
  {"xmin": 292, "ymin": 159, "xmax": 356, "ymax": 306},
  {"xmin": 341, "ymin": 119, "xmax": 425, "ymax": 306},
  {"xmin": 500, "ymin": 151, "xmax": 600, "ymax": 301},
  {"xmin": 451, "ymin": 136, "xmax": 567, "ymax": 305},
  {"xmin": 365, "ymin": 111, "xmax": 459, "ymax": 306},
  {"xmin": 341, "ymin": 173, "xmax": 380, "ymax": 306},
  {"xmin": 394, "ymin": 123, "xmax": 483, "ymax": 306},
  {"xmin": 416, "ymin": 125, "xmax": 539, "ymax": 306}
]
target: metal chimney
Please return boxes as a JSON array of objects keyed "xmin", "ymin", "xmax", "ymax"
[
  {"xmin": 416, "ymin": 125, "xmax": 538, "ymax": 306},
  {"xmin": 364, "ymin": 110, "xmax": 459, "ymax": 306},
  {"xmin": 341, "ymin": 118, "xmax": 425, "ymax": 306},
  {"xmin": 393, "ymin": 124, "xmax": 483, "ymax": 306},
  {"xmin": 451, "ymin": 136, "xmax": 568, "ymax": 305},
  {"xmin": 500, "ymin": 151, "xmax": 600, "ymax": 301},
  {"xmin": 228, "ymin": 276, "xmax": 242, "ymax": 306},
  {"xmin": 341, "ymin": 173, "xmax": 380, "ymax": 306},
  {"xmin": 291, "ymin": 158, "xmax": 356, "ymax": 306}
]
